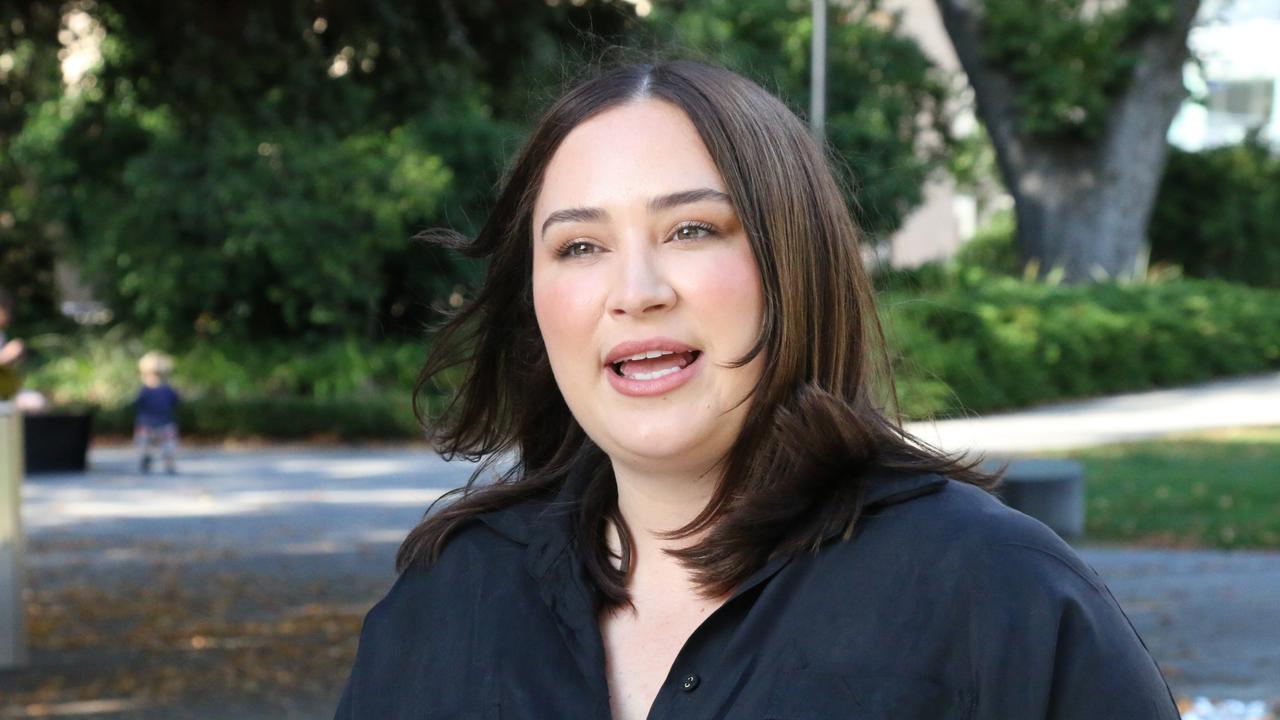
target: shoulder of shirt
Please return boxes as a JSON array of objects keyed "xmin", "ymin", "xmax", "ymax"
[
  {"xmin": 469, "ymin": 491, "xmax": 573, "ymax": 547},
  {"xmin": 854, "ymin": 474, "xmax": 1110, "ymax": 597},
  {"xmin": 373, "ymin": 517, "xmax": 529, "ymax": 616}
]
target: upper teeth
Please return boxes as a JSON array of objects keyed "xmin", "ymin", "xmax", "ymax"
[{"xmin": 621, "ymin": 350, "xmax": 674, "ymax": 362}]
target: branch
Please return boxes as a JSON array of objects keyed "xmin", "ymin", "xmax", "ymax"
[
  {"xmin": 1107, "ymin": 0, "xmax": 1201, "ymax": 148},
  {"xmin": 932, "ymin": 0, "xmax": 1031, "ymax": 189},
  {"xmin": 1098, "ymin": 0, "xmax": 1201, "ymax": 218}
]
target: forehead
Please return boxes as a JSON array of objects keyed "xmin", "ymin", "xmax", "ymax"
[{"xmin": 533, "ymin": 99, "xmax": 727, "ymax": 219}]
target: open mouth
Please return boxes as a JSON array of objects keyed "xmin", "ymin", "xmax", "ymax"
[{"xmin": 609, "ymin": 349, "xmax": 702, "ymax": 381}]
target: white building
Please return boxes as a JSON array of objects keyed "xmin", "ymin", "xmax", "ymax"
[
  {"xmin": 1168, "ymin": 0, "xmax": 1280, "ymax": 150},
  {"xmin": 880, "ymin": 0, "xmax": 976, "ymax": 270}
]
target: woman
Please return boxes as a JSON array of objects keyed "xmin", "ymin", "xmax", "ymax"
[{"xmin": 336, "ymin": 61, "xmax": 1180, "ymax": 719}]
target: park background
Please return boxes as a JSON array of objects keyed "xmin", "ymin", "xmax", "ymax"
[{"xmin": 1, "ymin": 0, "xmax": 1279, "ymax": 717}]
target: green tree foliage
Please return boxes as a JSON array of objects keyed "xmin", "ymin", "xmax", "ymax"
[
  {"xmin": 0, "ymin": 3, "xmax": 64, "ymax": 331},
  {"xmin": 15, "ymin": 107, "xmax": 497, "ymax": 338},
  {"xmin": 979, "ymin": 0, "xmax": 1179, "ymax": 140},
  {"xmin": 1150, "ymin": 135, "xmax": 1280, "ymax": 289},
  {"xmin": 653, "ymin": 0, "xmax": 949, "ymax": 240}
]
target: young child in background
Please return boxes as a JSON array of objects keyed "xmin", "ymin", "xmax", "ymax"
[{"xmin": 135, "ymin": 351, "xmax": 181, "ymax": 474}]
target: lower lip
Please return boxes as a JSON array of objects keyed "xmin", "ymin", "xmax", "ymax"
[{"xmin": 605, "ymin": 352, "xmax": 704, "ymax": 397}]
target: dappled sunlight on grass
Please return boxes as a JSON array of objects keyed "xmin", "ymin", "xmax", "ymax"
[{"xmin": 1041, "ymin": 426, "xmax": 1280, "ymax": 549}]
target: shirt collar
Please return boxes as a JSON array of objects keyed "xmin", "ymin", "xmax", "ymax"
[{"xmin": 476, "ymin": 447, "xmax": 949, "ymax": 552}]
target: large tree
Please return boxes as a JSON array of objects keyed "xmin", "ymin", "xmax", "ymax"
[{"xmin": 935, "ymin": 0, "xmax": 1200, "ymax": 282}]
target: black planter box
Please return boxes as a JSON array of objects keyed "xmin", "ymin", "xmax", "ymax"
[{"xmin": 24, "ymin": 411, "xmax": 95, "ymax": 474}]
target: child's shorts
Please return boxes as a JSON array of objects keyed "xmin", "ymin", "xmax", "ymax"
[{"xmin": 134, "ymin": 423, "xmax": 179, "ymax": 453}]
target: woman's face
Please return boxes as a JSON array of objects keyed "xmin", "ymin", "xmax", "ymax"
[{"xmin": 531, "ymin": 100, "xmax": 766, "ymax": 477}]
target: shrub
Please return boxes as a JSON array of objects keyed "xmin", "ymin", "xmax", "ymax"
[
  {"xmin": 884, "ymin": 276, "xmax": 1280, "ymax": 419},
  {"xmin": 23, "ymin": 332, "xmax": 427, "ymax": 406},
  {"xmin": 94, "ymin": 394, "xmax": 421, "ymax": 440},
  {"xmin": 22, "ymin": 332, "xmax": 433, "ymax": 440},
  {"xmin": 871, "ymin": 261, "xmax": 953, "ymax": 294},
  {"xmin": 950, "ymin": 209, "xmax": 1020, "ymax": 277},
  {"xmin": 1150, "ymin": 136, "xmax": 1280, "ymax": 289},
  {"xmin": 14, "ymin": 106, "xmax": 501, "ymax": 343},
  {"xmin": 873, "ymin": 211, "xmax": 1020, "ymax": 295}
]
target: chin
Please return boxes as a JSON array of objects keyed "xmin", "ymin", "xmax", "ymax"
[{"xmin": 596, "ymin": 418, "xmax": 725, "ymax": 472}]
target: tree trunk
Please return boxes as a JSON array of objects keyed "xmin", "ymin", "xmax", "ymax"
[{"xmin": 935, "ymin": 0, "xmax": 1201, "ymax": 283}]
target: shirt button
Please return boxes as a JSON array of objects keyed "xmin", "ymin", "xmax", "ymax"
[{"xmin": 681, "ymin": 674, "xmax": 700, "ymax": 692}]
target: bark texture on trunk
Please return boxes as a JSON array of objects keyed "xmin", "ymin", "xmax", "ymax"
[{"xmin": 935, "ymin": 0, "xmax": 1200, "ymax": 283}]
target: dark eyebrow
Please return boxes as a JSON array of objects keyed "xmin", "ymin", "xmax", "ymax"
[
  {"xmin": 538, "ymin": 188, "xmax": 733, "ymax": 240},
  {"xmin": 647, "ymin": 188, "xmax": 732, "ymax": 213},
  {"xmin": 540, "ymin": 207, "xmax": 607, "ymax": 240}
]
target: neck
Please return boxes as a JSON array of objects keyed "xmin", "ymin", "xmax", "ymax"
[{"xmin": 609, "ymin": 459, "xmax": 721, "ymax": 568}]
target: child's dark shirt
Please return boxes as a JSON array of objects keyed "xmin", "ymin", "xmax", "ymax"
[{"xmin": 135, "ymin": 384, "xmax": 180, "ymax": 428}]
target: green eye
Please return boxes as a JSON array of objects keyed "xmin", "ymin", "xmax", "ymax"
[
  {"xmin": 673, "ymin": 223, "xmax": 715, "ymax": 241},
  {"xmin": 558, "ymin": 241, "xmax": 596, "ymax": 258}
]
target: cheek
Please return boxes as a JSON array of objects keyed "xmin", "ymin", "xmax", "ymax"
[
  {"xmin": 681, "ymin": 249, "xmax": 764, "ymax": 339},
  {"xmin": 532, "ymin": 265, "xmax": 604, "ymax": 366}
]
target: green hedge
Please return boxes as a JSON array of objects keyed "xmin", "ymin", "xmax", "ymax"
[
  {"xmin": 872, "ymin": 212, "xmax": 1020, "ymax": 295},
  {"xmin": 22, "ymin": 333, "xmax": 432, "ymax": 440},
  {"xmin": 886, "ymin": 275, "xmax": 1280, "ymax": 419},
  {"xmin": 93, "ymin": 394, "xmax": 423, "ymax": 441},
  {"xmin": 948, "ymin": 209, "xmax": 1020, "ymax": 278},
  {"xmin": 22, "ymin": 332, "xmax": 426, "ymax": 406}
]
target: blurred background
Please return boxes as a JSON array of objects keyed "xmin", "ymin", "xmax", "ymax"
[{"xmin": 0, "ymin": 0, "xmax": 1277, "ymax": 718}]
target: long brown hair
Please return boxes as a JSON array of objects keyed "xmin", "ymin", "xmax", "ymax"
[{"xmin": 398, "ymin": 60, "xmax": 1000, "ymax": 606}]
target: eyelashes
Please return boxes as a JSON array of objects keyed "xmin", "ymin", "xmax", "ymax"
[
  {"xmin": 671, "ymin": 220, "xmax": 717, "ymax": 242},
  {"xmin": 553, "ymin": 220, "xmax": 721, "ymax": 259},
  {"xmin": 555, "ymin": 240, "xmax": 597, "ymax": 259}
]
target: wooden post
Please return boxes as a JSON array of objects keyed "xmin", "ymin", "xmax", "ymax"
[{"xmin": 0, "ymin": 401, "xmax": 27, "ymax": 668}]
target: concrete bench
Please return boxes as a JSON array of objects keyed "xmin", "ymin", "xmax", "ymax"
[{"xmin": 983, "ymin": 458, "xmax": 1086, "ymax": 541}]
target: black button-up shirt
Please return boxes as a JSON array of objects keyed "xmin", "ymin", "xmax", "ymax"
[{"xmin": 336, "ymin": 461, "xmax": 1180, "ymax": 719}]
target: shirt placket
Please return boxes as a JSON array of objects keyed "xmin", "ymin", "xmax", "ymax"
[
  {"xmin": 526, "ymin": 534, "xmax": 613, "ymax": 716},
  {"xmin": 643, "ymin": 552, "xmax": 797, "ymax": 720}
]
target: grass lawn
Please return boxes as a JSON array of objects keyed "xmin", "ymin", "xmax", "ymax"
[{"xmin": 1030, "ymin": 426, "xmax": 1280, "ymax": 549}]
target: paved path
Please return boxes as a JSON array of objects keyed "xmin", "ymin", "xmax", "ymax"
[
  {"xmin": 1085, "ymin": 547, "xmax": 1280, "ymax": 704},
  {"xmin": 24, "ymin": 447, "xmax": 456, "ymax": 566},
  {"xmin": 8, "ymin": 448, "xmax": 462, "ymax": 719},
  {"xmin": 907, "ymin": 370, "xmax": 1280, "ymax": 453},
  {"xmin": 13, "ymin": 444, "xmax": 1280, "ymax": 712}
]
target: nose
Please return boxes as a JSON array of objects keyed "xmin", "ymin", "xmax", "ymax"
[{"xmin": 606, "ymin": 244, "xmax": 676, "ymax": 318}]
